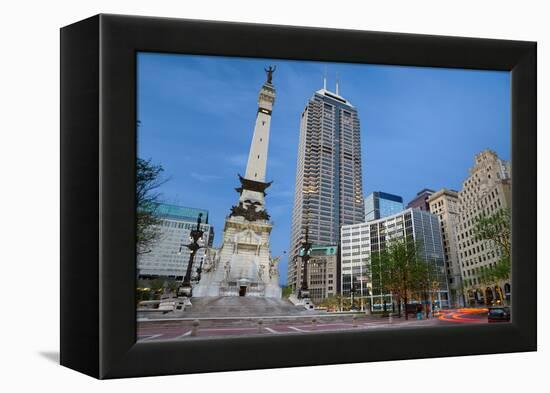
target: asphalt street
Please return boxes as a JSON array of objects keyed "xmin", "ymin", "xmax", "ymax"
[{"xmin": 137, "ymin": 308, "xmax": 494, "ymax": 341}]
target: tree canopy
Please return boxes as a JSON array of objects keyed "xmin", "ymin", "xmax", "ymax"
[
  {"xmin": 370, "ymin": 238, "xmax": 440, "ymax": 319},
  {"xmin": 136, "ymin": 158, "xmax": 166, "ymax": 255},
  {"xmin": 473, "ymin": 208, "xmax": 511, "ymax": 259},
  {"xmin": 472, "ymin": 208, "xmax": 511, "ymax": 285}
]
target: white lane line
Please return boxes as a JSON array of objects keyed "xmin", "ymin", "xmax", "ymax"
[
  {"xmin": 288, "ymin": 326, "xmax": 309, "ymax": 332},
  {"xmin": 176, "ymin": 331, "xmax": 192, "ymax": 339},
  {"xmin": 139, "ymin": 334, "xmax": 163, "ymax": 341},
  {"xmin": 264, "ymin": 327, "xmax": 280, "ymax": 334},
  {"xmin": 199, "ymin": 327, "xmax": 257, "ymax": 332}
]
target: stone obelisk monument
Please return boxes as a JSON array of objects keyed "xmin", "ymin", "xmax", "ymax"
[{"xmin": 193, "ymin": 67, "xmax": 282, "ymax": 298}]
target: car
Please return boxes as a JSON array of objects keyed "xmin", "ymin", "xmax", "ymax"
[{"xmin": 488, "ymin": 306, "xmax": 511, "ymax": 322}]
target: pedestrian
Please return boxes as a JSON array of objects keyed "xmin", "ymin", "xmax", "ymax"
[{"xmin": 416, "ymin": 304, "xmax": 422, "ymax": 320}]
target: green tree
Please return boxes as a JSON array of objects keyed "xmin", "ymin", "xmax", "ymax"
[
  {"xmin": 318, "ymin": 294, "xmax": 341, "ymax": 312},
  {"xmin": 371, "ymin": 238, "xmax": 431, "ymax": 320},
  {"xmin": 473, "ymin": 208, "xmax": 511, "ymax": 259},
  {"xmin": 281, "ymin": 285, "xmax": 293, "ymax": 298},
  {"xmin": 411, "ymin": 258, "xmax": 441, "ymax": 317},
  {"xmin": 136, "ymin": 158, "xmax": 166, "ymax": 255},
  {"xmin": 472, "ymin": 208, "xmax": 511, "ymax": 304}
]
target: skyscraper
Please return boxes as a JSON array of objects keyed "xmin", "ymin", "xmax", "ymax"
[
  {"xmin": 288, "ymin": 82, "xmax": 365, "ymax": 292},
  {"xmin": 365, "ymin": 191, "xmax": 404, "ymax": 221}
]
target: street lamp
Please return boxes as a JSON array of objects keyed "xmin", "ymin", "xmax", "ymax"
[
  {"xmin": 299, "ymin": 225, "xmax": 312, "ymax": 299},
  {"xmin": 178, "ymin": 213, "xmax": 204, "ymax": 300}
]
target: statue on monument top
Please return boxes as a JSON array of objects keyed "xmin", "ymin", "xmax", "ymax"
[{"xmin": 264, "ymin": 65, "xmax": 276, "ymax": 84}]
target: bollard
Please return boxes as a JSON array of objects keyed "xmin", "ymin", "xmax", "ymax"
[
  {"xmin": 257, "ymin": 319, "xmax": 264, "ymax": 333},
  {"xmin": 352, "ymin": 314, "xmax": 358, "ymax": 327},
  {"xmin": 191, "ymin": 319, "xmax": 200, "ymax": 337},
  {"xmin": 388, "ymin": 313, "xmax": 393, "ymax": 324},
  {"xmin": 311, "ymin": 317, "xmax": 317, "ymax": 330}
]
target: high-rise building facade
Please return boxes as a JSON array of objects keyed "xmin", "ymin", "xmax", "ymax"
[
  {"xmin": 365, "ymin": 191, "xmax": 404, "ymax": 221},
  {"xmin": 298, "ymin": 245, "xmax": 338, "ymax": 303},
  {"xmin": 137, "ymin": 203, "xmax": 214, "ymax": 279},
  {"xmin": 406, "ymin": 188, "xmax": 435, "ymax": 211},
  {"xmin": 288, "ymin": 85, "xmax": 365, "ymax": 292},
  {"xmin": 456, "ymin": 150, "xmax": 511, "ymax": 305},
  {"xmin": 427, "ymin": 189, "xmax": 464, "ymax": 306},
  {"xmin": 341, "ymin": 208, "xmax": 450, "ymax": 310}
]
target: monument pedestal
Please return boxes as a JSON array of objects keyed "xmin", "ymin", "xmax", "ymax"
[
  {"xmin": 288, "ymin": 293, "xmax": 315, "ymax": 310},
  {"xmin": 193, "ymin": 214, "xmax": 282, "ymax": 298}
]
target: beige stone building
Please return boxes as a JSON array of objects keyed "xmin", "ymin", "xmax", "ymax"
[
  {"xmin": 428, "ymin": 189, "xmax": 464, "ymax": 307},
  {"xmin": 456, "ymin": 150, "xmax": 511, "ymax": 306},
  {"xmin": 305, "ymin": 245, "xmax": 338, "ymax": 304}
]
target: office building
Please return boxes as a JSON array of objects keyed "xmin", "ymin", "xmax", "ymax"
[
  {"xmin": 137, "ymin": 203, "xmax": 214, "ymax": 279},
  {"xmin": 296, "ymin": 245, "xmax": 338, "ymax": 303},
  {"xmin": 365, "ymin": 191, "xmax": 404, "ymax": 221},
  {"xmin": 288, "ymin": 82, "xmax": 365, "ymax": 292},
  {"xmin": 406, "ymin": 188, "xmax": 435, "ymax": 211},
  {"xmin": 428, "ymin": 188, "xmax": 464, "ymax": 306},
  {"xmin": 456, "ymin": 150, "xmax": 511, "ymax": 305},
  {"xmin": 341, "ymin": 208, "xmax": 450, "ymax": 310}
]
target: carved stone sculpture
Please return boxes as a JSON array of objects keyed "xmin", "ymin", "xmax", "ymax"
[
  {"xmin": 269, "ymin": 256, "xmax": 280, "ymax": 279},
  {"xmin": 229, "ymin": 200, "xmax": 270, "ymax": 221}
]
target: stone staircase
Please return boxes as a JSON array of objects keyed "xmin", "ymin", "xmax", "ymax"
[{"xmin": 180, "ymin": 296, "xmax": 317, "ymax": 318}]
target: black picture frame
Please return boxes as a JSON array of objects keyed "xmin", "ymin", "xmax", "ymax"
[{"xmin": 60, "ymin": 14, "xmax": 536, "ymax": 379}]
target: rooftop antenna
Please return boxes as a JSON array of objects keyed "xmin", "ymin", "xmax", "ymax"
[
  {"xmin": 336, "ymin": 72, "xmax": 340, "ymax": 96},
  {"xmin": 323, "ymin": 67, "xmax": 327, "ymax": 90}
]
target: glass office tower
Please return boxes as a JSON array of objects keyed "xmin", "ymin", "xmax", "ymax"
[
  {"xmin": 365, "ymin": 191, "xmax": 404, "ymax": 221},
  {"xmin": 341, "ymin": 208, "xmax": 450, "ymax": 310}
]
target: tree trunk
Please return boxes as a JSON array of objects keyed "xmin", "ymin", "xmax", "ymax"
[{"xmin": 425, "ymin": 291, "xmax": 429, "ymax": 319}]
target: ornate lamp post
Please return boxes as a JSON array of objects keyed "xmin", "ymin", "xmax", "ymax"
[
  {"xmin": 299, "ymin": 225, "xmax": 312, "ymax": 299},
  {"xmin": 178, "ymin": 213, "xmax": 204, "ymax": 299}
]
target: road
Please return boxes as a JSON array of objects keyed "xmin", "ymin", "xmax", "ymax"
[
  {"xmin": 436, "ymin": 307, "xmax": 492, "ymax": 323},
  {"xmin": 137, "ymin": 308, "xmax": 494, "ymax": 342}
]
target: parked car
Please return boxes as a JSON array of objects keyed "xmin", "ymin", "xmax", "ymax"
[{"xmin": 488, "ymin": 306, "xmax": 511, "ymax": 322}]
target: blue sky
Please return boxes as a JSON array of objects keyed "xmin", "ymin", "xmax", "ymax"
[{"xmin": 137, "ymin": 52, "xmax": 510, "ymax": 285}]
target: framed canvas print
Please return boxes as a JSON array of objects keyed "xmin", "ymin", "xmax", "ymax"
[{"xmin": 60, "ymin": 14, "xmax": 536, "ymax": 379}]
